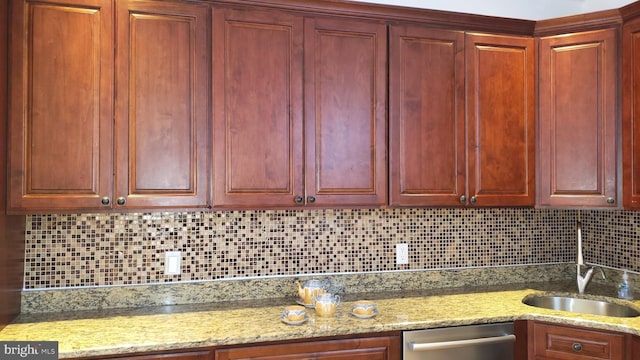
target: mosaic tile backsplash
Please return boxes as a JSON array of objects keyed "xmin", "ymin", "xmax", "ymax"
[{"xmin": 24, "ymin": 208, "xmax": 580, "ymax": 289}]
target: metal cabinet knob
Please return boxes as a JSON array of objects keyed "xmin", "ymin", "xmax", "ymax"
[
  {"xmin": 460, "ymin": 195, "xmax": 467, "ymax": 204},
  {"xmin": 101, "ymin": 197, "xmax": 110, "ymax": 206},
  {"xmin": 308, "ymin": 196, "xmax": 316, "ymax": 203},
  {"xmin": 294, "ymin": 196, "xmax": 303, "ymax": 204},
  {"xmin": 572, "ymin": 342, "xmax": 582, "ymax": 352},
  {"xmin": 470, "ymin": 196, "xmax": 477, "ymax": 204},
  {"xmin": 116, "ymin": 197, "xmax": 126, "ymax": 206},
  {"xmin": 607, "ymin": 197, "xmax": 615, "ymax": 204}
]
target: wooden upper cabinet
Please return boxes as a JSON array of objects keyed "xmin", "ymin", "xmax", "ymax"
[
  {"xmin": 538, "ymin": 28, "xmax": 618, "ymax": 208},
  {"xmin": 8, "ymin": 0, "xmax": 114, "ymax": 212},
  {"xmin": 8, "ymin": 0, "xmax": 210, "ymax": 212},
  {"xmin": 389, "ymin": 25, "xmax": 465, "ymax": 207},
  {"xmin": 212, "ymin": 11, "xmax": 386, "ymax": 208},
  {"xmin": 304, "ymin": 17, "xmax": 387, "ymax": 207},
  {"xmin": 623, "ymin": 18, "xmax": 640, "ymax": 210},
  {"xmin": 465, "ymin": 33, "xmax": 536, "ymax": 207},
  {"xmin": 115, "ymin": 0, "xmax": 211, "ymax": 209},
  {"xmin": 212, "ymin": 8, "xmax": 304, "ymax": 208}
]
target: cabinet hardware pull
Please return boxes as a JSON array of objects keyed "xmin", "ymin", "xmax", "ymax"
[
  {"xmin": 470, "ymin": 196, "xmax": 477, "ymax": 204},
  {"xmin": 460, "ymin": 195, "xmax": 467, "ymax": 203},
  {"xmin": 294, "ymin": 196, "xmax": 303, "ymax": 204},
  {"xmin": 408, "ymin": 334, "xmax": 515, "ymax": 351},
  {"xmin": 607, "ymin": 197, "xmax": 615, "ymax": 204},
  {"xmin": 572, "ymin": 342, "xmax": 582, "ymax": 352},
  {"xmin": 308, "ymin": 196, "xmax": 316, "ymax": 203},
  {"xmin": 101, "ymin": 197, "xmax": 110, "ymax": 206},
  {"xmin": 116, "ymin": 197, "xmax": 126, "ymax": 206}
]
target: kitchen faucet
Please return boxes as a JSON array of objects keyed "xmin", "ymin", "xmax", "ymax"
[{"xmin": 576, "ymin": 221, "xmax": 606, "ymax": 294}]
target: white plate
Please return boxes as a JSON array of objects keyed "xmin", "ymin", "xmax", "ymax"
[
  {"xmin": 350, "ymin": 308, "xmax": 378, "ymax": 319},
  {"xmin": 296, "ymin": 298, "xmax": 315, "ymax": 308},
  {"xmin": 280, "ymin": 314, "xmax": 309, "ymax": 325}
]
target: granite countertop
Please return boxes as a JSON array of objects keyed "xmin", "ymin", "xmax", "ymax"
[{"xmin": 3, "ymin": 282, "xmax": 640, "ymax": 359}]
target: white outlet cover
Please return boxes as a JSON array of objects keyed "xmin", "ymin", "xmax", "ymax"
[
  {"xmin": 396, "ymin": 243, "xmax": 409, "ymax": 265},
  {"xmin": 165, "ymin": 251, "xmax": 181, "ymax": 275}
]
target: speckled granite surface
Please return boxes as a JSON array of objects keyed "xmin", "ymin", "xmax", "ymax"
[
  {"xmin": 5, "ymin": 264, "xmax": 639, "ymax": 359},
  {"xmin": 21, "ymin": 263, "xmax": 577, "ymax": 313},
  {"xmin": 4, "ymin": 284, "xmax": 640, "ymax": 359}
]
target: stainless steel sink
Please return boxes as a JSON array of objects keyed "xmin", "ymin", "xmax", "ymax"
[{"xmin": 522, "ymin": 294, "xmax": 640, "ymax": 318}]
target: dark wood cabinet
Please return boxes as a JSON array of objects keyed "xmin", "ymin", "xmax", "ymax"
[
  {"xmin": 389, "ymin": 25, "xmax": 466, "ymax": 206},
  {"xmin": 8, "ymin": 0, "xmax": 115, "ymax": 212},
  {"xmin": 389, "ymin": 28, "xmax": 534, "ymax": 207},
  {"xmin": 75, "ymin": 350, "xmax": 212, "ymax": 360},
  {"xmin": 7, "ymin": 0, "xmax": 210, "ymax": 212},
  {"xmin": 303, "ymin": 17, "xmax": 387, "ymax": 207},
  {"xmin": 527, "ymin": 321, "xmax": 627, "ymax": 360},
  {"xmin": 623, "ymin": 17, "xmax": 640, "ymax": 210},
  {"xmin": 215, "ymin": 334, "xmax": 401, "ymax": 360},
  {"xmin": 538, "ymin": 28, "xmax": 618, "ymax": 208},
  {"xmin": 212, "ymin": 9, "xmax": 386, "ymax": 208},
  {"xmin": 465, "ymin": 33, "xmax": 536, "ymax": 207},
  {"xmin": 106, "ymin": 351, "xmax": 211, "ymax": 360},
  {"xmin": 212, "ymin": 7, "xmax": 304, "ymax": 208},
  {"xmin": 115, "ymin": 0, "xmax": 210, "ymax": 209}
]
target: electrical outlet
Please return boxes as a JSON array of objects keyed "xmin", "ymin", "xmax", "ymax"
[
  {"xmin": 396, "ymin": 243, "xmax": 409, "ymax": 264},
  {"xmin": 164, "ymin": 251, "xmax": 181, "ymax": 275}
]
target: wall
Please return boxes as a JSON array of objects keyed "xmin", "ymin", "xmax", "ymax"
[
  {"xmin": 0, "ymin": 0, "xmax": 26, "ymax": 329},
  {"xmin": 24, "ymin": 208, "xmax": 577, "ymax": 289},
  {"xmin": 349, "ymin": 0, "xmax": 635, "ymax": 20},
  {"xmin": 583, "ymin": 210, "xmax": 640, "ymax": 272}
]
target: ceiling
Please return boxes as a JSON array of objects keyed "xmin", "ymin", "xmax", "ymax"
[{"xmin": 349, "ymin": 0, "xmax": 636, "ymax": 20}]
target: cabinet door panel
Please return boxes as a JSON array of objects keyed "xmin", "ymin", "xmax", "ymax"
[
  {"xmin": 212, "ymin": 8, "xmax": 303, "ymax": 208},
  {"xmin": 304, "ymin": 17, "xmax": 387, "ymax": 206},
  {"xmin": 466, "ymin": 33, "xmax": 535, "ymax": 207},
  {"xmin": 531, "ymin": 322, "xmax": 626, "ymax": 360},
  {"xmin": 538, "ymin": 29, "xmax": 617, "ymax": 207},
  {"xmin": 8, "ymin": 0, "xmax": 114, "ymax": 211},
  {"xmin": 389, "ymin": 25, "xmax": 465, "ymax": 206},
  {"xmin": 623, "ymin": 19, "xmax": 640, "ymax": 209},
  {"xmin": 215, "ymin": 336, "xmax": 400, "ymax": 360},
  {"xmin": 116, "ymin": 0, "xmax": 210, "ymax": 209}
]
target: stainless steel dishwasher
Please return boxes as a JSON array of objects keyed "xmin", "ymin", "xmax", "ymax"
[{"xmin": 403, "ymin": 322, "xmax": 515, "ymax": 360}]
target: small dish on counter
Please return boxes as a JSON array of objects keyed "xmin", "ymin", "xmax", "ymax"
[
  {"xmin": 280, "ymin": 314, "xmax": 309, "ymax": 325},
  {"xmin": 351, "ymin": 300, "xmax": 378, "ymax": 318},
  {"xmin": 350, "ymin": 308, "xmax": 378, "ymax": 319},
  {"xmin": 296, "ymin": 298, "xmax": 315, "ymax": 308}
]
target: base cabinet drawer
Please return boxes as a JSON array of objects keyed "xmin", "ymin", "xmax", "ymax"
[{"xmin": 530, "ymin": 322, "xmax": 626, "ymax": 360}]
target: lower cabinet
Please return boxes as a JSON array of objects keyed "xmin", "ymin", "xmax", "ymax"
[
  {"xmin": 215, "ymin": 334, "xmax": 401, "ymax": 360},
  {"xmin": 93, "ymin": 350, "xmax": 213, "ymax": 360},
  {"xmin": 69, "ymin": 333, "xmax": 401, "ymax": 360},
  {"xmin": 519, "ymin": 320, "xmax": 629, "ymax": 360}
]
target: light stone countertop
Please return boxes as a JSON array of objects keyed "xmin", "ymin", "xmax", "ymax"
[{"xmin": 3, "ymin": 287, "xmax": 640, "ymax": 359}]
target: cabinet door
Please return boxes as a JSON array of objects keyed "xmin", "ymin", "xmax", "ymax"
[
  {"xmin": 115, "ymin": 0, "xmax": 210, "ymax": 209},
  {"xmin": 8, "ymin": 0, "xmax": 114, "ymax": 212},
  {"xmin": 215, "ymin": 335, "xmax": 400, "ymax": 360},
  {"xmin": 389, "ymin": 25, "xmax": 465, "ymax": 206},
  {"xmin": 466, "ymin": 33, "xmax": 536, "ymax": 207},
  {"xmin": 623, "ymin": 19, "xmax": 640, "ymax": 210},
  {"xmin": 212, "ymin": 8, "xmax": 304, "ymax": 208},
  {"xmin": 105, "ymin": 350, "xmax": 211, "ymax": 360},
  {"xmin": 538, "ymin": 29, "xmax": 618, "ymax": 207},
  {"xmin": 531, "ymin": 322, "xmax": 626, "ymax": 360},
  {"xmin": 304, "ymin": 17, "xmax": 387, "ymax": 207}
]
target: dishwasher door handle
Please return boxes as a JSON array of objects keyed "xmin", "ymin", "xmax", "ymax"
[{"xmin": 408, "ymin": 334, "xmax": 516, "ymax": 351}]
